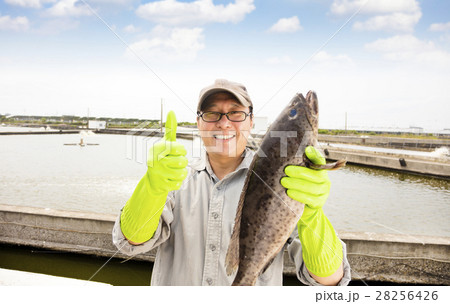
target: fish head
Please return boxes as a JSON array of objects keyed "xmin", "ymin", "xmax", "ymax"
[
  {"xmin": 285, "ymin": 91, "xmax": 318, "ymax": 131},
  {"xmin": 259, "ymin": 91, "xmax": 319, "ymax": 160}
]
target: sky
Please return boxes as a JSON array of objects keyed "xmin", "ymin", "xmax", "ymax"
[{"xmin": 1, "ymin": 0, "xmax": 449, "ymax": 131}]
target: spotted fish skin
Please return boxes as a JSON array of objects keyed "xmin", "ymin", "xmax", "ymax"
[{"xmin": 225, "ymin": 91, "xmax": 337, "ymax": 286}]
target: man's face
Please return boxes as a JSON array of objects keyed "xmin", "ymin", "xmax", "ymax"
[{"xmin": 197, "ymin": 92, "xmax": 253, "ymax": 158}]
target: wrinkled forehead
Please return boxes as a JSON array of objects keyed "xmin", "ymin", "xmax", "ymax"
[{"xmin": 201, "ymin": 92, "xmax": 245, "ymax": 111}]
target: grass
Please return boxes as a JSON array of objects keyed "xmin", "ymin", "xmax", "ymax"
[
  {"xmin": 2, "ymin": 117, "xmax": 447, "ymax": 140},
  {"xmin": 3, "ymin": 120, "xmax": 195, "ymax": 130},
  {"xmin": 318, "ymin": 129, "xmax": 447, "ymax": 140}
]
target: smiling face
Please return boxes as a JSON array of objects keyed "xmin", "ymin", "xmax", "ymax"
[{"xmin": 197, "ymin": 92, "xmax": 253, "ymax": 159}]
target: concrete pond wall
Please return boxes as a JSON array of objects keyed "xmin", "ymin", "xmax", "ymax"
[{"xmin": 0, "ymin": 204, "xmax": 449, "ymax": 285}]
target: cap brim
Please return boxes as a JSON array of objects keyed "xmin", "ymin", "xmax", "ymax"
[{"xmin": 198, "ymin": 88, "xmax": 251, "ymax": 112}]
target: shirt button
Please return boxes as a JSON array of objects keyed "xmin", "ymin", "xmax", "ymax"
[
  {"xmin": 217, "ymin": 186, "xmax": 221, "ymax": 190},
  {"xmin": 210, "ymin": 244, "xmax": 216, "ymax": 251},
  {"xmin": 206, "ymin": 278, "xmax": 213, "ymax": 285},
  {"xmin": 212, "ymin": 212, "xmax": 219, "ymax": 219}
]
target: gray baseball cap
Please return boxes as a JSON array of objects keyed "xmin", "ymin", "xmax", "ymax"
[{"xmin": 197, "ymin": 79, "xmax": 253, "ymax": 112}]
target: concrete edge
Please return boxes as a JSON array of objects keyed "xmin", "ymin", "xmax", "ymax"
[
  {"xmin": 2, "ymin": 204, "xmax": 449, "ymax": 284},
  {"xmin": 337, "ymin": 231, "xmax": 450, "ymax": 246},
  {"xmin": 0, "ymin": 204, "xmax": 117, "ymax": 222},
  {"xmin": 324, "ymin": 146, "xmax": 450, "ymax": 164},
  {"xmin": 2, "ymin": 203, "xmax": 449, "ymax": 246},
  {"xmin": 0, "ymin": 268, "xmax": 112, "ymax": 286}
]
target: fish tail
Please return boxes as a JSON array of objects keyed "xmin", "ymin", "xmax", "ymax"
[
  {"xmin": 225, "ymin": 227, "xmax": 240, "ymax": 276},
  {"xmin": 226, "ymin": 156, "xmax": 258, "ymax": 277},
  {"xmin": 231, "ymin": 272, "xmax": 258, "ymax": 286},
  {"xmin": 225, "ymin": 180, "xmax": 246, "ymax": 276},
  {"xmin": 306, "ymin": 158, "xmax": 347, "ymax": 170}
]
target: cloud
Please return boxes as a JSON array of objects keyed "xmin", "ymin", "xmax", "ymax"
[
  {"xmin": 0, "ymin": 15, "xmax": 30, "ymax": 31},
  {"xmin": 268, "ymin": 16, "xmax": 302, "ymax": 33},
  {"xmin": 46, "ymin": 0, "xmax": 92, "ymax": 17},
  {"xmin": 266, "ymin": 51, "xmax": 353, "ymax": 69},
  {"xmin": 365, "ymin": 35, "xmax": 450, "ymax": 66},
  {"xmin": 330, "ymin": 0, "xmax": 420, "ymax": 16},
  {"xmin": 429, "ymin": 22, "xmax": 450, "ymax": 32},
  {"xmin": 34, "ymin": 18, "xmax": 79, "ymax": 34},
  {"xmin": 353, "ymin": 11, "xmax": 421, "ymax": 32},
  {"xmin": 5, "ymin": 0, "xmax": 56, "ymax": 9},
  {"xmin": 311, "ymin": 51, "xmax": 354, "ymax": 68},
  {"xmin": 125, "ymin": 26, "xmax": 205, "ymax": 62},
  {"xmin": 136, "ymin": 0, "xmax": 255, "ymax": 26},
  {"xmin": 89, "ymin": 0, "xmax": 135, "ymax": 3},
  {"xmin": 331, "ymin": 0, "xmax": 421, "ymax": 33},
  {"xmin": 265, "ymin": 55, "xmax": 294, "ymax": 65},
  {"xmin": 123, "ymin": 24, "xmax": 140, "ymax": 34},
  {"xmin": 5, "ymin": 0, "xmax": 132, "ymax": 8}
]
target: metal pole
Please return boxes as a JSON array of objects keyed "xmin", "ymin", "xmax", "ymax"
[
  {"xmin": 160, "ymin": 99, "xmax": 163, "ymax": 133},
  {"xmin": 345, "ymin": 112, "xmax": 347, "ymax": 131}
]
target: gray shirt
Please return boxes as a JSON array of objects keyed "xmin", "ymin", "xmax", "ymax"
[{"xmin": 112, "ymin": 148, "xmax": 351, "ymax": 286}]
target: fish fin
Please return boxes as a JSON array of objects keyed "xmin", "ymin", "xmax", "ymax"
[
  {"xmin": 225, "ymin": 155, "xmax": 258, "ymax": 276},
  {"xmin": 260, "ymin": 257, "xmax": 276, "ymax": 276},
  {"xmin": 225, "ymin": 212, "xmax": 241, "ymax": 276},
  {"xmin": 304, "ymin": 153, "xmax": 347, "ymax": 170},
  {"xmin": 329, "ymin": 159, "xmax": 347, "ymax": 170},
  {"xmin": 306, "ymin": 91, "xmax": 319, "ymax": 116},
  {"xmin": 259, "ymin": 240, "xmax": 287, "ymax": 277}
]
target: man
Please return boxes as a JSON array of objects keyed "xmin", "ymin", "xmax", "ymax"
[{"xmin": 113, "ymin": 79, "xmax": 351, "ymax": 286}]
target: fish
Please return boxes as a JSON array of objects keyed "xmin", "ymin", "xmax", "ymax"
[{"xmin": 225, "ymin": 91, "xmax": 345, "ymax": 286}]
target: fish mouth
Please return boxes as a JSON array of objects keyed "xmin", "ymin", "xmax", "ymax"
[{"xmin": 213, "ymin": 134, "xmax": 236, "ymax": 141}]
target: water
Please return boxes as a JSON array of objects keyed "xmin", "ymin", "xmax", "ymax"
[
  {"xmin": 325, "ymin": 165, "xmax": 449, "ymax": 237},
  {"xmin": 0, "ymin": 243, "xmax": 399, "ymax": 286},
  {"xmin": 0, "ymin": 131, "xmax": 449, "ymax": 237},
  {"xmin": 0, "ymin": 243, "xmax": 152, "ymax": 286},
  {"xmin": 0, "ymin": 126, "xmax": 56, "ymax": 132},
  {"xmin": 0, "ymin": 132, "xmax": 203, "ymax": 215}
]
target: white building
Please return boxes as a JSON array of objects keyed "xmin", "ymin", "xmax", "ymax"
[
  {"xmin": 409, "ymin": 126, "xmax": 423, "ymax": 134},
  {"xmin": 88, "ymin": 120, "xmax": 106, "ymax": 130},
  {"xmin": 252, "ymin": 116, "xmax": 269, "ymax": 135}
]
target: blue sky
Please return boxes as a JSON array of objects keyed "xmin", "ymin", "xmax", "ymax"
[{"xmin": 1, "ymin": 0, "xmax": 450, "ymax": 131}]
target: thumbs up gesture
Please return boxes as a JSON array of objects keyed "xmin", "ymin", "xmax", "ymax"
[{"xmin": 147, "ymin": 111, "xmax": 188, "ymax": 194}]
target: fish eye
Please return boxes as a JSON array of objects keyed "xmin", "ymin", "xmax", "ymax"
[{"xmin": 289, "ymin": 109, "xmax": 297, "ymax": 117}]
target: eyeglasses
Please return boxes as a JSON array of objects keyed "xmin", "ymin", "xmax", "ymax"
[{"xmin": 197, "ymin": 111, "xmax": 252, "ymax": 122}]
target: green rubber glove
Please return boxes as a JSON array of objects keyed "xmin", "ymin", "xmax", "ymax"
[
  {"xmin": 120, "ymin": 111, "xmax": 188, "ymax": 244},
  {"xmin": 280, "ymin": 146, "xmax": 343, "ymax": 277}
]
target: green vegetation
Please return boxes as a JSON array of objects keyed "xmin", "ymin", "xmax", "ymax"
[
  {"xmin": 1, "ymin": 114, "xmax": 446, "ymax": 139},
  {"xmin": 318, "ymin": 129, "xmax": 443, "ymax": 140},
  {"xmin": 318, "ymin": 129, "xmax": 360, "ymax": 136},
  {"xmin": 178, "ymin": 121, "xmax": 197, "ymax": 127},
  {"xmin": 0, "ymin": 114, "xmax": 197, "ymax": 130}
]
